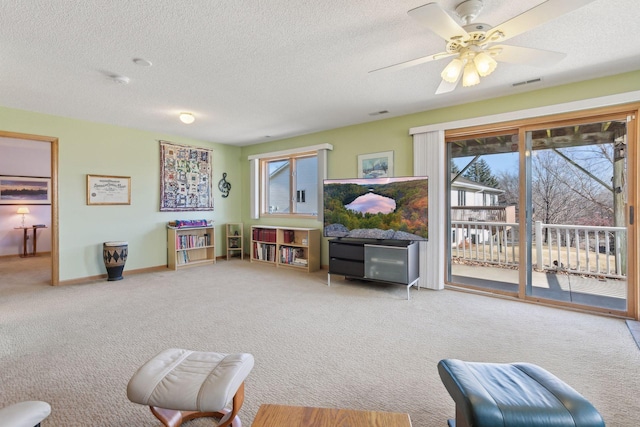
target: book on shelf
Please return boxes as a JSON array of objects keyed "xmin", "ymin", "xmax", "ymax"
[
  {"xmin": 252, "ymin": 227, "xmax": 277, "ymax": 243},
  {"xmin": 279, "ymin": 246, "xmax": 306, "ymax": 265},
  {"xmin": 283, "ymin": 229, "xmax": 295, "ymax": 244},
  {"xmin": 255, "ymin": 242, "xmax": 276, "ymax": 261},
  {"xmin": 176, "ymin": 234, "xmax": 210, "ymax": 249}
]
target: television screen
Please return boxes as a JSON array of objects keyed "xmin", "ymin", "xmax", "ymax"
[{"xmin": 323, "ymin": 176, "xmax": 428, "ymax": 241}]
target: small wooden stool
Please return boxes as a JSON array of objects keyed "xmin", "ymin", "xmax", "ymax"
[{"xmin": 127, "ymin": 348, "xmax": 254, "ymax": 427}]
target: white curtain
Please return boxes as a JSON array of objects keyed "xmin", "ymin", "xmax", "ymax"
[
  {"xmin": 413, "ymin": 130, "xmax": 445, "ymax": 290},
  {"xmin": 249, "ymin": 159, "xmax": 259, "ymax": 219}
]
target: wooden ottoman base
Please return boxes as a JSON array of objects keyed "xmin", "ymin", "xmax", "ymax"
[{"xmin": 148, "ymin": 383, "xmax": 245, "ymax": 427}]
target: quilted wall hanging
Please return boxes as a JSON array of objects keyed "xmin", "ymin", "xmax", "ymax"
[{"xmin": 159, "ymin": 140, "xmax": 214, "ymax": 211}]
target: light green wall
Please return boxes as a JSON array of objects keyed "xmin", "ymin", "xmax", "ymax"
[
  {"xmin": 0, "ymin": 107, "xmax": 242, "ymax": 281},
  {"xmin": 2, "ymin": 70, "xmax": 638, "ymax": 280},
  {"xmin": 240, "ymin": 70, "xmax": 640, "ymax": 265}
]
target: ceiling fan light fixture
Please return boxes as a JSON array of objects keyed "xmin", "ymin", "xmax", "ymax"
[
  {"xmin": 462, "ymin": 62, "xmax": 480, "ymax": 87},
  {"xmin": 473, "ymin": 51, "xmax": 497, "ymax": 77},
  {"xmin": 440, "ymin": 58, "xmax": 464, "ymax": 83}
]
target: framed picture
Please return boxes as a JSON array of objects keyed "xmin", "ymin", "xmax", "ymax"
[
  {"xmin": 87, "ymin": 175, "xmax": 131, "ymax": 205},
  {"xmin": 357, "ymin": 151, "xmax": 394, "ymax": 178},
  {"xmin": 0, "ymin": 176, "xmax": 51, "ymax": 205}
]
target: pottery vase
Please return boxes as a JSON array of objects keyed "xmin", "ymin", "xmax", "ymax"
[{"xmin": 103, "ymin": 241, "xmax": 128, "ymax": 281}]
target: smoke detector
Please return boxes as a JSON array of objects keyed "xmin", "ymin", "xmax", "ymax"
[{"xmin": 109, "ymin": 75, "xmax": 130, "ymax": 85}]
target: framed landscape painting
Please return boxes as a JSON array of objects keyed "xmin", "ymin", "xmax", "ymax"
[
  {"xmin": 0, "ymin": 176, "xmax": 51, "ymax": 205},
  {"xmin": 357, "ymin": 151, "xmax": 394, "ymax": 178}
]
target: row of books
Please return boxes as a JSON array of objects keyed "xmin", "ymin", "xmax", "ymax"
[
  {"xmin": 252, "ymin": 228, "xmax": 277, "ymax": 243},
  {"xmin": 176, "ymin": 250, "xmax": 192, "ymax": 264},
  {"xmin": 280, "ymin": 246, "xmax": 307, "ymax": 265},
  {"xmin": 176, "ymin": 233, "xmax": 210, "ymax": 249},
  {"xmin": 253, "ymin": 242, "xmax": 276, "ymax": 261},
  {"xmin": 282, "ymin": 229, "xmax": 295, "ymax": 244}
]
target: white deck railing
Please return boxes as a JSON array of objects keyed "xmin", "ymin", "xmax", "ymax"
[
  {"xmin": 451, "ymin": 220, "xmax": 627, "ymax": 278},
  {"xmin": 452, "ymin": 220, "xmax": 519, "ymax": 266},
  {"xmin": 534, "ymin": 221, "xmax": 626, "ymax": 278}
]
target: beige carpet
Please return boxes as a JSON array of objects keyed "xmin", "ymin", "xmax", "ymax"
[{"xmin": 1, "ymin": 255, "xmax": 640, "ymax": 426}]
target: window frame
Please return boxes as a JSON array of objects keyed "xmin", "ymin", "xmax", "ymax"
[
  {"xmin": 248, "ymin": 143, "xmax": 332, "ymax": 221},
  {"xmin": 260, "ymin": 151, "xmax": 318, "ymax": 218}
]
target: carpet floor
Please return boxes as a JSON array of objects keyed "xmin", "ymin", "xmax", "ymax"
[{"xmin": 1, "ymin": 255, "xmax": 639, "ymax": 426}]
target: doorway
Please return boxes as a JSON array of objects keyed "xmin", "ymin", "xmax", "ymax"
[{"xmin": 0, "ymin": 131, "xmax": 58, "ymax": 285}]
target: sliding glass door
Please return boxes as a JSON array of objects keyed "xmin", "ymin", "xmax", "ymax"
[
  {"xmin": 447, "ymin": 130, "xmax": 521, "ymax": 296},
  {"xmin": 446, "ymin": 108, "xmax": 637, "ymax": 317},
  {"xmin": 525, "ymin": 117, "xmax": 629, "ymax": 311}
]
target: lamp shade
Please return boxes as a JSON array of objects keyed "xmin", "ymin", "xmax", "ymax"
[
  {"xmin": 17, "ymin": 207, "xmax": 30, "ymax": 214},
  {"xmin": 462, "ymin": 62, "xmax": 480, "ymax": 87},
  {"xmin": 473, "ymin": 52, "xmax": 497, "ymax": 77},
  {"xmin": 440, "ymin": 58, "xmax": 464, "ymax": 83}
]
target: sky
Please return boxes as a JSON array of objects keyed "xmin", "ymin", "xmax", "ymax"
[{"xmin": 453, "ymin": 152, "xmax": 519, "ymax": 176}]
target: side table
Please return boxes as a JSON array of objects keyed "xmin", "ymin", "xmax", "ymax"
[
  {"xmin": 251, "ymin": 404, "xmax": 412, "ymax": 427},
  {"xmin": 14, "ymin": 226, "xmax": 47, "ymax": 257}
]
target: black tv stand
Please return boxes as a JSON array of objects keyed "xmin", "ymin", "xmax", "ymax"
[{"xmin": 328, "ymin": 238, "xmax": 420, "ymax": 299}]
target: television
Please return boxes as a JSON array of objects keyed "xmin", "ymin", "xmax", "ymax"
[{"xmin": 323, "ymin": 176, "xmax": 428, "ymax": 241}]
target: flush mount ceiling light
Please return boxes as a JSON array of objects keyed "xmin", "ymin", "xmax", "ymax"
[{"xmin": 179, "ymin": 112, "xmax": 195, "ymax": 124}]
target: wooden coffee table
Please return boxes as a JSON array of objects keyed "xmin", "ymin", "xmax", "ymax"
[{"xmin": 251, "ymin": 404, "xmax": 412, "ymax": 426}]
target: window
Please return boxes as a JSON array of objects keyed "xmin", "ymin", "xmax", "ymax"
[
  {"xmin": 262, "ymin": 153, "xmax": 318, "ymax": 216},
  {"xmin": 457, "ymin": 190, "xmax": 465, "ymax": 206},
  {"xmin": 249, "ymin": 143, "xmax": 332, "ymax": 219}
]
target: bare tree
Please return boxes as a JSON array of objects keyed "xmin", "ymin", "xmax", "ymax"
[{"xmin": 496, "ymin": 170, "xmax": 518, "ymax": 206}]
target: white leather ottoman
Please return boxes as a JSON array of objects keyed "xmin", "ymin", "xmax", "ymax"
[
  {"xmin": 0, "ymin": 401, "xmax": 51, "ymax": 427},
  {"xmin": 127, "ymin": 348, "xmax": 254, "ymax": 427}
]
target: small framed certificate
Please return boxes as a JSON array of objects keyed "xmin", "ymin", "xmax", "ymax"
[{"xmin": 87, "ymin": 175, "xmax": 131, "ymax": 205}]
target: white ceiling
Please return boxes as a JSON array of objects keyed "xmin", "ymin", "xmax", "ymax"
[{"xmin": 1, "ymin": 0, "xmax": 639, "ymax": 146}]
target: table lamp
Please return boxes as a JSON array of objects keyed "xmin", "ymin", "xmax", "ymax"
[{"xmin": 17, "ymin": 207, "xmax": 29, "ymax": 228}]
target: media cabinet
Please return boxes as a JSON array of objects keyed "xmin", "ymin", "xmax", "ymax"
[{"xmin": 327, "ymin": 238, "xmax": 420, "ymax": 299}]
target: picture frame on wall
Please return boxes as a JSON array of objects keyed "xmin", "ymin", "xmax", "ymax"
[
  {"xmin": 357, "ymin": 151, "xmax": 394, "ymax": 178},
  {"xmin": 0, "ymin": 175, "xmax": 52, "ymax": 205},
  {"xmin": 86, "ymin": 174, "xmax": 131, "ymax": 205}
]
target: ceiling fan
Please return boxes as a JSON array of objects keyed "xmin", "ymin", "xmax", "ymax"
[{"xmin": 370, "ymin": 0, "xmax": 597, "ymax": 94}]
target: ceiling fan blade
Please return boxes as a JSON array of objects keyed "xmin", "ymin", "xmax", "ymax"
[
  {"xmin": 369, "ymin": 52, "xmax": 453, "ymax": 73},
  {"xmin": 488, "ymin": 0, "xmax": 597, "ymax": 43},
  {"xmin": 408, "ymin": 2, "xmax": 469, "ymax": 42},
  {"xmin": 435, "ymin": 76, "xmax": 460, "ymax": 95},
  {"xmin": 492, "ymin": 45, "xmax": 566, "ymax": 67}
]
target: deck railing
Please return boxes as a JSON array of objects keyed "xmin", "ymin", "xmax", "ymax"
[
  {"xmin": 451, "ymin": 220, "xmax": 627, "ymax": 279},
  {"xmin": 534, "ymin": 222, "xmax": 626, "ymax": 278}
]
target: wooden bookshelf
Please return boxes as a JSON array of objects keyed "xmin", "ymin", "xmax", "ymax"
[
  {"xmin": 250, "ymin": 226, "xmax": 320, "ymax": 273},
  {"xmin": 226, "ymin": 223, "xmax": 244, "ymax": 260},
  {"xmin": 167, "ymin": 225, "xmax": 215, "ymax": 270}
]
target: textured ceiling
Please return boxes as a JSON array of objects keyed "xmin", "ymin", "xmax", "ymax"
[{"xmin": 1, "ymin": 0, "xmax": 639, "ymax": 146}]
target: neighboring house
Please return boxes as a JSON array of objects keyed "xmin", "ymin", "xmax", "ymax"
[
  {"xmin": 451, "ymin": 175, "xmax": 503, "ymax": 208},
  {"xmin": 268, "ymin": 160, "xmax": 318, "ymax": 214},
  {"xmin": 268, "ymin": 162, "xmax": 290, "ymax": 213},
  {"xmin": 450, "ymin": 176, "xmax": 514, "ymax": 245}
]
